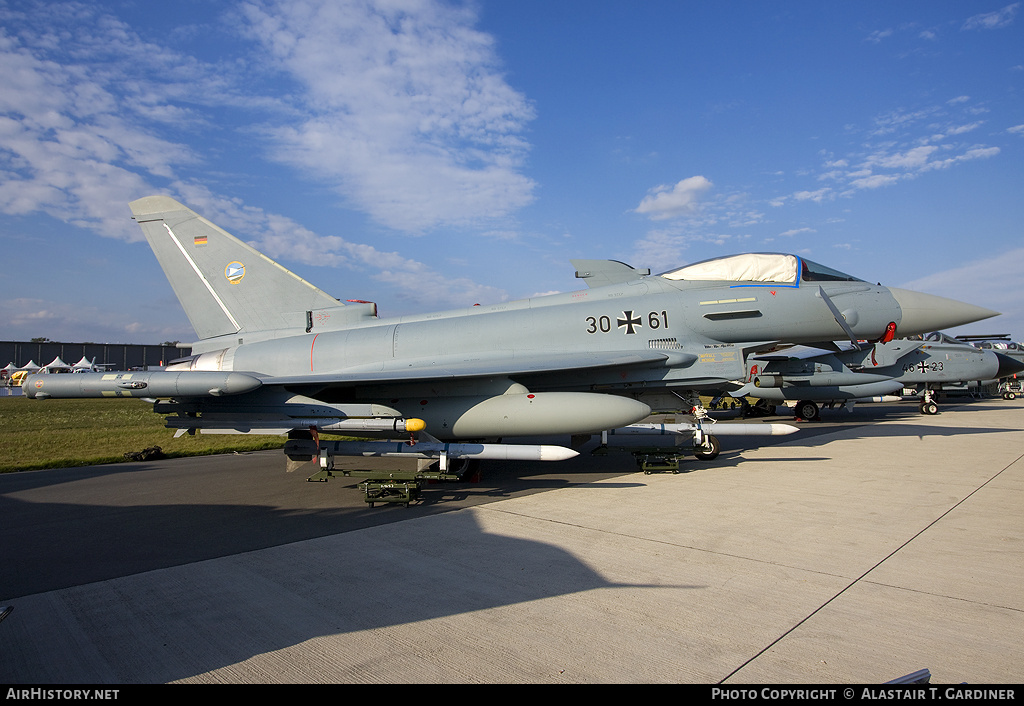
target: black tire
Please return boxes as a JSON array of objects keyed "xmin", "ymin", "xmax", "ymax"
[
  {"xmin": 796, "ymin": 400, "xmax": 819, "ymax": 420},
  {"xmin": 693, "ymin": 435, "xmax": 720, "ymax": 461}
]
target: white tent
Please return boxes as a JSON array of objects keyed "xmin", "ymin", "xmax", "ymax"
[
  {"xmin": 43, "ymin": 356, "xmax": 71, "ymax": 372},
  {"xmin": 73, "ymin": 356, "xmax": 97, "ymax": 371},
  {"xmin": 19, "ymin": 360, "xmax": 40, "ymax": 372}
]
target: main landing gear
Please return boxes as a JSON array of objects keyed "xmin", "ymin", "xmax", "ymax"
[
  {"xmin": 630, "ymin": 405, "xmax": 721, "ymax": 473},
  {"xmin": 795, "ymin": 400, "xmax": 821, "ymax": 422}
]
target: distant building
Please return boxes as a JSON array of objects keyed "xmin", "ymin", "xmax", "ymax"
[{"xmin": 0, "ymin": 340, "xmax": 191, "ymax": 375}]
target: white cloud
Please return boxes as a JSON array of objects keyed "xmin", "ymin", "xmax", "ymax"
[
  {"xmin": 793, "ymin": 188, "xmax": 832, "ymax": 203},
  {"xmin": 941, "ymin": 121, "xmax": 984, "ymax": 137},
  {"xmin": 865, "ymin": 29, "xmax": 893, "ymax": 43},
  {"xmin": 628, "ymin": 224, "xmax": 743, "ymax": 271},
  {"xmin": 239, "ymin": 0, "xmax": 537, "ymax": 234},
  {"xmin": 872, "ymin": 145, "xmax": 938, "ymax": 170},
  {"xmin": 847, "ymin": 173, "xmax": 900, "ymax": 190},
  {"xmin": 870, "ymin": 107, "xmax": 939, "ymax": 137},
  {"xmin": 169, "ymin": 180, "xmax": 507, "ymax": 309},
  {"xmin": 634, "ymin": 176, "xmax": 713, "ymax": 221},
  {"xmin": 0, "ymin": 15, "xmax": 197, "ymax": 240},
  {"xmin": 962, "ymin": 3, "xmax": 1020, "ymax": 31},
  {"xmin": 0, "ymin": 296, "xmax": 188, "ymax": 343},
  {"xmin": 790, "ymin": 97, "xmax": 1005, "ymax": 202},
  {"xmin": 0, "ymin": 0, "xmax": 521, "ymax": 310},
  {"xmin": 779, "ymin": 227, "xmax": 815, "ymax": 237},
  {"xmin": 918, "ymin": 145, "xmax": 1000, "ymax": 172}
]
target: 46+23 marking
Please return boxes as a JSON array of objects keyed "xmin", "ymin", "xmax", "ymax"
[
  {"xmin": 903, "ymin": 361, "xmax": 944, "ymax": 373},
  {"xmin": 586, "ymin": 310, "xmax": 668, "ymax": 335}
]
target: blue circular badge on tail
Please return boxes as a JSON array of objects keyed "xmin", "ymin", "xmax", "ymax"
[{"xmin": 225, "ymin": 261, "xmax": 245, "ymax": 284}]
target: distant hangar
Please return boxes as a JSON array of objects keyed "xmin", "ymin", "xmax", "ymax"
[{"xmin": 1, "ymin": 340, "xmax": 190, "ymax": 377}]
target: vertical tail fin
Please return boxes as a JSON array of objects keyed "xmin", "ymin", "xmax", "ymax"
[{"xmin": 130, "ymin": 196, "xmax": 344, "ymax": 340}]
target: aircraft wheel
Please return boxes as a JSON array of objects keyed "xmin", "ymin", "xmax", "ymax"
[
  {"xmin": 693, "ymin": 435, "xmax": 720, "ymax": 461},
  {"xmin": 796, "ymin": 400, "xmax": 819, "ymax": 421},
  {"xmin": 920, "ymin": 401, "xmax": 939, "ymax": 415}
]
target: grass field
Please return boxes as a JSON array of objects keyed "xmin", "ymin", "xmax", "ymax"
[
  {"xmin": 0, "ymin": 396, "xmax": 285, "ymax": 473},
  {"xmin": 0, "ymin": 390, "xmax": 752, "ymax": 474}
]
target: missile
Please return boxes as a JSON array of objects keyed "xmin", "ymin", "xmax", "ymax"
[
  {"xmin": 777, "ymin": 395, "xmax": 902, "ymax": 405},
  {"xmin": 294, "ymin": 439, "xmax": 579, "ymax": 462},
  {"xmin": 611, "ymin": 422, "xmax": 799, "ymax": 437},
  {"xmin": 168, "ymin": 416, "xmax": 427, "ymax": 435},
  {"xmin": 23, "ymin": 371, "xmax": 263, "ymax": 399},
  {"xmin": 754, "ymin": 372, "xmax": 895, "ymax": 388},
  {"xmin": 323, "ymin": 417, "xmax": 426, "ymax": 434},
  {"xmin": 514, "ymin": 420, "xmax": 800, "ymax": 456},
  {"xmin": 745, "ymin": 379, "xmax": 906, "ymax": 402}
]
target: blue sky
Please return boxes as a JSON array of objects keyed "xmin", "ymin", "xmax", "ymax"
[{"xmin": 1, "ymin": 0, "xmax": 1021, "ymax": 346}]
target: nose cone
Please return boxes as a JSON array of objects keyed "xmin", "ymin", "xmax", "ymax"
[
  {"xmin": 889, "ymin": 287, "xmax": 999, "ymax": 336},
  {"xmin": 995, "ymin": 353, "xmax": 1024, "ymax": 380}
]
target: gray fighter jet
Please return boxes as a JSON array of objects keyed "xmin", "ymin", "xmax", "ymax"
[
  {"xmin": 23, "ymin": 196, "xmax": 999, "ymax": 474},
  {"xmin": 957, "ymin": 334, "xmax": 1024, "ymax": 399},
  {"xmin": 731, "ymin": 333, "xmax": 1024, "ymax": 420}
]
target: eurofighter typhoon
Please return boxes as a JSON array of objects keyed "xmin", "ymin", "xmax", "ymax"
[{"xmin": 24, "ymin": 196, "xmax": 999, "ymax": 475}]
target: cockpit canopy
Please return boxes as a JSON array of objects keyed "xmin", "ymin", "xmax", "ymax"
[
  {"xmin": 659, "ymin": 253, "xmax": 864, "ymax": 284},
  {"xmin": 921, "ymin": 332, "xmax": 965, "ymax": 344}
]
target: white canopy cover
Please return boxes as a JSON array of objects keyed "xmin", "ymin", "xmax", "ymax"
[{"xmin": 661, "ymin": 253, "xmax": 799, "ymax": 283}]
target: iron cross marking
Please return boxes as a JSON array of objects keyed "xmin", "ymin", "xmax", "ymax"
[{"xmin": 617, "ymin": 310, "xmax": 643, "ymax": 334}]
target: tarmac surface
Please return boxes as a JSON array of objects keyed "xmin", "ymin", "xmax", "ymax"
[{"xmin": 1, "ymin": 398, "xmax": 1022, "ymax": 684}]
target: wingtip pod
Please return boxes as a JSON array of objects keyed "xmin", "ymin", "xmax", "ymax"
[{"xmin": 23, "ymin": 371, "xmax": 263, "ymax": 399}]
